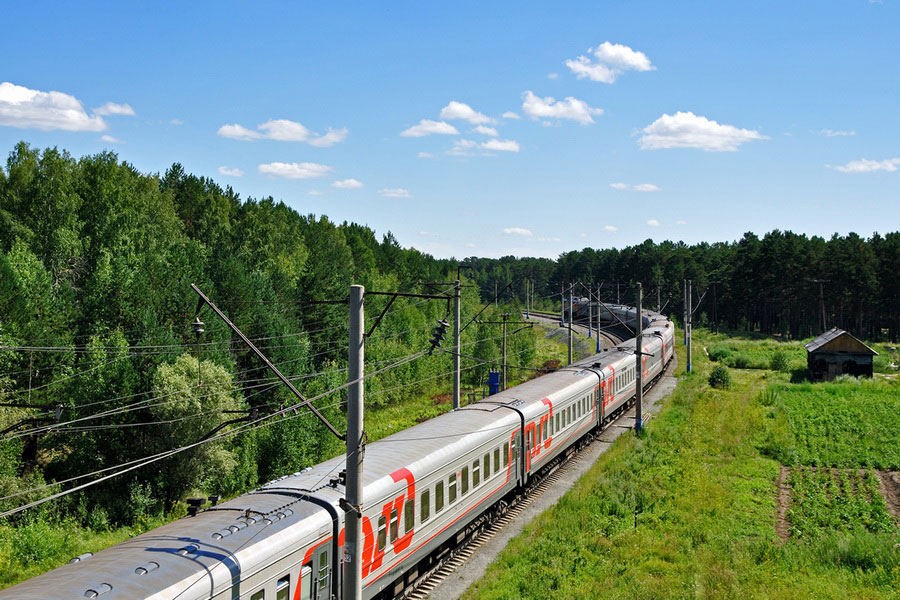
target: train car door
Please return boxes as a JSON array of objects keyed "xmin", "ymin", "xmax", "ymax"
[{"xmin": 313, "ymin": 545, "xmax": 330, "ymax": 599}]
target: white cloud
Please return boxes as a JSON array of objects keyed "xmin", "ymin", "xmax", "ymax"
[
  {"xmin": 448, "ymin": 138, "xmax": 478, "ymax": 155},
  {"xmin": 831, "ymin": 158, "xmax": 900, "ymax": 173},
  {"xmin": 100, "ymin": 135, "xmax": 122, "ymax": 144},
  {"xmin": 610, "ymin": 182, "xmax": 660, "ymax": 191},
  {"xmin": 521, "ymin": 90, "xmax": 603, "ymax": 125},
  {"xmin": 218, "ymin": 119, "xmax": 347, "ymax": 146},
  {"xmin": 502, "ymin": 111, "xmax": 521, "ymax": 120},
  {"xmin": 379, "ymin": 188, "xmax": 411, "ymax": 198},
  {"xmin": 503, "ymin": 227, "xmax": 533, "ymax": 236},
  {"xmin": 481, "ymin": 138, "xmax": 520, "ymax": 152},
  {"xmin": 308, "ymin": 190, "xmax": 324, "ymax": 196},
  {"xmin": 308, "ymin": 127, "xmax": 349, "ymax": 147},
  {"xmin": 218, "ymin": 166, "xmax": 244, "ymax": 177},
  {"xmin": 401, "ymin": 119, "xmax": 459, "ymax": 137},
  {"xmin": 565, "ymin": 42, "xmax": 654, "ymax": 83},
  {"xmin": 547, "ymin": 73, "xmax": 559, "ymax": 80},
  {"xmin": 439, "ymin": 101, "xmax": 493, "ymax": 124},
  {"xmin": 538, "ymin": 236, "xmax": 561, "ymax": 242},
  {"xmin": 93, "ymin": 102, "xmax": 135, "ymax": 116},
  {"xmin": 473, "ymin": 125, "xmax": 498, "ymax": 136},
  {"xmin": 0, "ymin": 81, "xmax": 106, "ymax": 131},
  {"xmin": 417, "ymin": 151, "xmax": 434, "ymax": 158},
  {"xmin": 603, "ymin": 225, "xmax": 618, "ymax": 232},
  {"xmin": 170, "ymin": 118, "xmax": 183, "ymax": 125},
  {"xmin": 258, "ymin": 161, "xmax": 333, "ymax": 179},
  {"xmin": 332, "ymin": 178, "xmax": 363, "ymax": 189},
  {"xmin": 647, "ymin": 219, "xmax": 661, "ymax": 227},
  {"xmin": 818, "ymin": 129, "xmax": 855, "ymax": 137},
  {"xmin": 639, "ymin": 111, "xmax": 768, "ymax": 151}
]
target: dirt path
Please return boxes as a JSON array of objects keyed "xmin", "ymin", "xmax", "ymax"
[
  {"xmin": 876, "ymin": 470, "xmax": 900, "ymax": 525},
  {"xmin": 775, "ymin": 466, "xmax": 792, "ymax": 544},
  {"xmin": 427, "ymin": 358, "xmax": 679, "ymax": 600}
]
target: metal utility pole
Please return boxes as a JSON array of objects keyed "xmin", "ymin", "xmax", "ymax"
[
  {"xmin": 567, "ymin": 285, "xmax": 573, "ymax": 365},
  {"xmin": 344, "ymin": 284, "xmax": 365, "ymax": 600},
  {"xmin": 453, "ymin": 279, "xmax": 461, "ymax": 410},
  {"xmin": 494, "ymin": 281, "xmax": 498, "ymax": 306},
  {"xmin": 501, "ymin": 313, "xmax": 508, "ymax": 389},
  {"xmin": 587, "ymin": 283, "xmax": 593, "ymax": 339},
  {"xmin": 560, "ymin": 283, "xmax": 565, "ymax": 325},
  {"xmin": 616, "ymin": 280, "xmax": 620, "ymax": 304},
  {"xmin": 713, "ymin": 281, "xmax": 719, "ymax": 334},
  {"xmin": 687, "ymin": 279, "xmax": 693, "ymax": 373},
  {"xmin": 683, "ymin": 279, "xmax": 688, "ymax": 345},
  {"xmin": 635, "ymin": 283, "xmax": 643, "ymax": 434},
  {"xmin": 595, "ymin": 285, "xmax": 602, "ymax": 353}
]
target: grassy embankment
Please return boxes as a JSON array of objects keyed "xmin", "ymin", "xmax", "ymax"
[
  {"xmin": 465, "ymin": 329, "xmax": 900, "ymax": 600},
  {"xmin": 0, "ymin": 322, "xmax": 580, "ymax": 589}
]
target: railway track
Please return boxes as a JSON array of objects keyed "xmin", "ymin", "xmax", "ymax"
[{"xmin": 397, "ymin": 357, "xmax": 673, "ymax": 600}]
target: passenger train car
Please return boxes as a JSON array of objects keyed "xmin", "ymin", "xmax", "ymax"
[{"xmin": 0, "ymin": 308, "xmax": 674, "ymax": 600}]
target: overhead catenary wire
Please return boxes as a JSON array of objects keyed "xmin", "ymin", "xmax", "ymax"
[{"xmin": 0, "ymin": 349, "xmax": 428, "ymax": 517}]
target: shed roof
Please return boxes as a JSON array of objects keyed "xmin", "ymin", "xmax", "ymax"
[{"xmin": 804, "ymin": 327, "xmax": 877, "ymax": 355}]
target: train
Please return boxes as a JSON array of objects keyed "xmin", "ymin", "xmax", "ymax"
[{"xmin": 0, "ymin": 306, "xmax": 675, "ymax": 600}]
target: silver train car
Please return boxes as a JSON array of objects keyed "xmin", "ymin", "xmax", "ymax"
[{"xmin": 0, "ymin": 309, "xmax": 674, "ymax": 600}]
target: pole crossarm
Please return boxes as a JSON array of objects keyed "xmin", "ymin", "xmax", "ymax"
[{"xmin": 190, "ymin": 283, "xmax": 345, "ymax": 441}]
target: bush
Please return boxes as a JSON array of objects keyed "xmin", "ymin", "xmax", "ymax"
[
  {"xmin": 708, "ymin": 365, "xmax": 732, "ymax": 389},
  {"xmin": 770, "ymin": 350, "xmax": 789, "ymax": 372},
  {"xmin": 11, "ymin": 520, "xmax": 70, "ymax": 563}
]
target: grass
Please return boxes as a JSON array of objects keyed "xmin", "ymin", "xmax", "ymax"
[{"xmin": 464, "ymin": 328, "xmax": 900, "ymax": 600}]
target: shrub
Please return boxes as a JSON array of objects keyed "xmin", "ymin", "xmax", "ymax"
[
  {"xmin": 708, "ymin": 365, "xmax": 732, "ymax": 389},
  {"xmin": 11, "ymin": 520, "xmax": 70, "ymax": 564},
  {"xmin": 770, "ymin": 350, "xmax": 789, "ymax": 372}
]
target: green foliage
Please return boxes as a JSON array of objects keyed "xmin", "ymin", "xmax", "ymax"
[
  {"xmin": 708, "ymin": 364, "xmax": 732, "ymax": 388},
  {"xmin": 10, "ymin": 519, "xmax": 71, "ymax": 564},
  {"xmin": 773, "ymin": 378, "xmax": 900, "ymax": 469},
  {"xmin": 770, "ymin": 349, "xmax": 790, "ymax": 372},
  {"xmin": 788, "ymin": 468, "xmax": 894, "ymax": 540}
]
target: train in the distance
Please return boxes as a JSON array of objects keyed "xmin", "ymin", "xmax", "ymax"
[{"xmin": 0, "ymin": 306, "xmax": 674, "ymax": 600}]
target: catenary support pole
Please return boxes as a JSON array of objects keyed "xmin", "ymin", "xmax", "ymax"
[
  {"xmin": 588, "ymin": 283, "xmax": 593, "ymax": 338},
  {"xmin": 453, "ymin": 279, "xmax": 461, "ymax": 409},
  {"xmin": 687, "ymin": 279, "xmax": 693, "ymax": 373},
  {"xmin": 683, "ymin": 279, "xmax": 688, "ymax": 345},
  {"xmin": 501, "ymin": 313, "xmax": 508, "ymax": 389},
  {"xmin": 343, "ymin": 285, "xmax": 365, "ymax": 600},
  {"xmin": 567, "ymin": 285, "xmax": 574, "ymax": 365},
  {"xmin": 595, "ymin": 284, "xmax": 602, "ymax": 353},
  {"xmin": 635, "ymin": 282, "xmax": 643, "ymax": 434}
]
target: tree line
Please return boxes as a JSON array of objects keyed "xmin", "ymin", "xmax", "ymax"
[
  {"xmin": 463, "ymin": 234, "xmax": 899, "ymax": 342},
  {"xmin": 0, "ymin": 143, "xmax": 535, "ymax": 527}
]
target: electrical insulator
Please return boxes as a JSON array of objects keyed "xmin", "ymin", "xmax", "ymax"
[{"xmin": 428, "ymin": 319, "xmax": 450, "ymax": 354}]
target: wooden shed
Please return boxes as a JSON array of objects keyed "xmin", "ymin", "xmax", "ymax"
[{"xmin": 804, "ymin": 327, "xmax": 877, "ymax": 381}]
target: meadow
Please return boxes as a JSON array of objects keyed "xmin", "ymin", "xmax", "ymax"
[{"xmin": 465, "ymin": 329, "xmax": 900, "ymax": 600}]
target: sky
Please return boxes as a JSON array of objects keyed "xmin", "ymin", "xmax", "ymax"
[{"xmin": 1, "ymin": 1, "xmax": 898, "ymax": 260}]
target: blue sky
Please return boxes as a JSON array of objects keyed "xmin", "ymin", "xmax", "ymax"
[{"xmin": 1, "ymin": 1, "xmax": 898, "ymax": 259}]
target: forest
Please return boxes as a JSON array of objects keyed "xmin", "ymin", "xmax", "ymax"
[{"xmin": 0, "ymin": 142, "xmax": 897, "ymax": 533}]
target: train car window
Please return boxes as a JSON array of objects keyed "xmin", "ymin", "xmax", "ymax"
[
  {"xmin": 276, "ymin": 575, "xmax": 289, "ymax": 600},
  {"xmin": 472, "ymin": 459, "xmax": 480, "ymax": 487},
  {"xmin": 377, "ymin": 515, "xmax": 387, "ymax": 550},
  {"xmin": 421, "ymin": 490, "xmax": 430, "ymax": 522},
  {"xmin": 448, "ymin": 474, "xmax": 457, "ymax": 504},
  {"xmin": 555, "ymin": 413, "xmax": 560, "ymax": 431},
  {"xmin": 404, "ymin": 499, "xmax": 414, "ymax": 533},
  {"xmin": 435, "ymin": 482, "xmax": 445, "ymax": 512},
  {"xmin": 503, "ymin": 442, "xmax": 509, "ymax": 467},
  {"xmin": 494, "ymin": 448, "xmax": 500, "ymax": 473},
  {"xmin": 299, "ymin": 565, "xmax": 312, "ymax": 600},
  {"xmin": 484, "ymin": 453, "xmax": 490, "ymax": 478},
  {"xmin": 461, "ymin": 467, "xmax": 469, "ymax": 496},
  {"xmin": 318, "ymin": 548, "xmax": 329, "ymax": 592},
  {"xmin": 251, "ymin": 591, "xmax": 265, "ymax": 600},
  {"xmin": 389, "ymin": 507, "xmax": 399, "ymax": 542}
]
